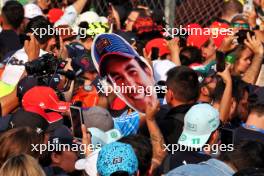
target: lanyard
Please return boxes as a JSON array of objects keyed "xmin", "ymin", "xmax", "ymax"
[{"xmin": 241, "ymin": 123, "xmax": 264, "ymax": 134}]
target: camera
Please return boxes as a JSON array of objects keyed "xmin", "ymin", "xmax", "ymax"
[
  {"xmin": 25, "ymin": 53, "xmax": 66, "ymax": 75},
  {"xmin": 235, "ymin": 29, "xmax": 255, "ymax": 45},
  {"xmin": 25, "ymin": 54, "xmax": 75, "ymax": 92}
]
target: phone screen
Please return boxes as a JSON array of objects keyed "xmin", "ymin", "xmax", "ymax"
[
  {"xmin": 70, "ymin": 106, "xmax": 83, "ymax": 139},
  {"xmin": 151, "ymin": 47, "xmax": 159, "ymax": 61},
  {"xmin": 216, "ymin": 51, "xmax": 226, "ymax": 72}
]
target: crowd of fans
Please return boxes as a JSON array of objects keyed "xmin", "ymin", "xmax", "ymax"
[{"xmin": 0, "ymin": 0, "xmax": 264, "ymax": 175}]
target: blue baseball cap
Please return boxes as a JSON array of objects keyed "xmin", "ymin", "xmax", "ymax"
[
  {"xmin": 91, "ymin": 33, "xmax": 140, "ymax": 77},
  {"xmin": 97, "ymin": 142, "xmax": 138, "ymax": 176}
]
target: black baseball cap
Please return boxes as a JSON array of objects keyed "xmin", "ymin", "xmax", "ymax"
[
  {"xmin": 17, "ymin": 76, "xmax": 39, "ymax": 102},
  {"xmin": 9, "ymin": 109, "xmax": 49, "ymax": 134}
]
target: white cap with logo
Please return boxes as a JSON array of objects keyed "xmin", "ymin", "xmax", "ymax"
[{"xmin": 178, "ymin": 103, "xmax": 220, "ymax": 148}]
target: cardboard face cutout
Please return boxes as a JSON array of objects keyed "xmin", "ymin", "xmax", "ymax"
[{"xmin": 91, "ymin": 33, "xmax": 157, "ymax": 114}]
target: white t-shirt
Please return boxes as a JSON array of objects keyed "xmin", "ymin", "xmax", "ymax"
[{"xmin": 1, "ymin": 48, "xmax": 47, "ymax": 85}]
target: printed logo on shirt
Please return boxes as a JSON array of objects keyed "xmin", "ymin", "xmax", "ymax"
[{"xmin": 8, "ymin": 56, "xmax": 25, "ymax": 66}]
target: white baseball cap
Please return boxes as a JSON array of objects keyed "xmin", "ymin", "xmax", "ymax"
[
  {"xmin": 153, "ymin": 60, "xmax": 176, "ymax": 82},
  {"xmin": 88, "ymin": 127, "xmax": 122, "ymax": 147},
  {"xmin": 178, "ymin": 103, "xmax": 220, "ymax": 148},
  {"xmin": 75, "ymin": 149, "xmax": 100, "ymax": 176},
  {"xmin": 24, "ymin": 3, "xmax": 43, "ymax": 19}
]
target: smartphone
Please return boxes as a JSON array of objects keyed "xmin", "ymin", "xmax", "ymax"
[
  {"xmin": 70, "ymin": 106, "xmax": 84, "ymax": 139},
  {"xmin": 220, "ymin": 128, "xmax": 235, "ymax": 145},
  {"xmin": 216, "ymin": 51, "xmax": 226, "ymax": 72},
  {"xmin": 151, "ymin": 47, "xmax": 159, "ymax": 61},
  {"xmin": 235, "ymin": 30, "xmax": 255, "ymax": 45},
  {"xmin": 55, "ymin": 34, "xmax": 60, "ymax": 50}
]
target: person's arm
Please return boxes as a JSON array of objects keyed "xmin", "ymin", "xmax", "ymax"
[
  {"xmin": 143, "ymin": 48, "xmax": 153, "ymax": 69},
  {"xmin": 217, "ymin": 34, "xmax": 238, "ymax": 53},
  {"xmin": 244, "ymin": 7, "xmax": 257, "ymax": 29},
  {"xmin": 217, "ymin": 65, "xmax": 232, "ymax": 123},
  {"xmin": 145, "ymin": 100, "xmax": 167, "ymax": 174},
  {"xmin": 167, "ymin": 38, "xmax": 181, "ymax": 66},
  {"xmin": 54, "ymin": 0, "xmax": 88, "ymax": 27},
  {"xmin": 0, "ymin": 89, "xmax": 19, "ymax": 116},
  {"xmin": 243, "ymin": 33, "xmax": 264, "ymax": 84},
  {"xmin": 81, "ymin": 124, "xmax": 93, "ymax": 157},
  {"xmin": 72, "ymin": 0, "xmax": 88, "ymax": 14}
]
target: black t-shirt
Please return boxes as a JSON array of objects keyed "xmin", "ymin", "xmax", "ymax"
[
  {"xmin": 234, "ymin": 126, "xmax": 264, "ymax": 145},
  {"xmin": 43, "ymin": 166, "xmax": 69, "ymax": 176},
  {"xmin": 139, "ymin": 104, "xmax": 195, "ymax": 149},
  {"xmin": 0, "ymin": 30, "xmax": 22, "ymax": 62}
]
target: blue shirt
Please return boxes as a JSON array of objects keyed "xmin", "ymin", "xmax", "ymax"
[
  {"xmin": 113, "ymin": 110, "xmax": 140, "ymax": 136},
  {"xmin": 166, "ymin": 158, "xmax": 235, "ymax": 176}
]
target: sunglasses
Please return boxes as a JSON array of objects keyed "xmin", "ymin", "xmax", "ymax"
[{"xmin": 231, "ymin": 23, "xmax": 250, "ymax": 29}]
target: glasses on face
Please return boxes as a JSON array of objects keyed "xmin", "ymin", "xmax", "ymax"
[{"xmin": 231, "ymin": 22, "xmax": 250, "ymax": 29}]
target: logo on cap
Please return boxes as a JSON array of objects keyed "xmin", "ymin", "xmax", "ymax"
[
  {"xmin": 110, "ymin": 131, "xmax": 118, "ymax": 138},
  {"xmin": 96, "ymin": 38, "xmax": 111, "ymax": 55},
  {"xmin": 36, "ymin": 128, "xmax": 43, "ymax": 134},
  {"xmin": 179, "ymin": 134, "xmax": 187, "ymax": 141},
  {"xmin": 53, "ymin": 138, "xmax": 59, "ymax": 144},
  {"xmin": 113, "ymin": 157, "xmax": 123, "ymax": 164},
  {"xmin": 187, "ymin": 122, "xmax": 197, "ymax": 132},
  {"xmin": 192, "ymin": 138, "xmax": 200, "ymax": 144}
]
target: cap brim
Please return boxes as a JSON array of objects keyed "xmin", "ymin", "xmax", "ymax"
[
  {"xmin": 89, "ymin": 127, "xmax": 107, "ymax": 146},
  {"xmin": 75, "ymin": 159, "xmax": 87, "ymax": 170},
  {"xmin": 88, "ymin": 128, "xmax": 122, "ymax": 146},
  {"xmin": 0, "ymin": 115, "xmax": 12, "ymax": 132},
  {"xmin": 178, "ymin": 130, "xmax": 211, "ymax": 149},
  {"xmin": 46, "ymin": 112, "xmax": 63, "ymax": 123},
  {"xmin": 75, "ymin": 149, "xmax": 100, "ymax": 176},
  {"xmin": 50, "ymin": 101, "xmax": 71, "ymax": 112},
  {"xmin": 105, "ymin": 129, "xmax": 122, "ymax": 143}
]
